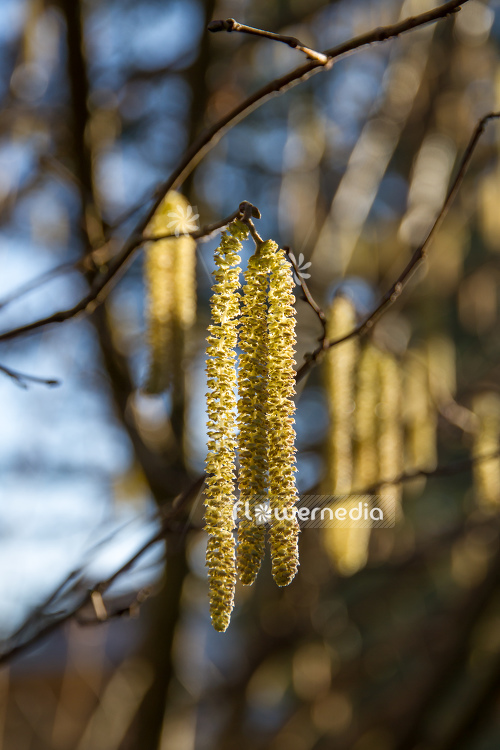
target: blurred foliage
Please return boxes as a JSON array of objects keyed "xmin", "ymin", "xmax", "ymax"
[{"xmin": 2, "ymin": 1, "xmax": 500, "ymax": 749}]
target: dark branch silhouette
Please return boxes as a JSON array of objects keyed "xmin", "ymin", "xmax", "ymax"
[
  {"xmin": 0, "ymin": 0, "xmax": 470, "ymax": 348},
  {"xmin": 296, "ymin": 111, "xmax": 500, "ymax": 382}
]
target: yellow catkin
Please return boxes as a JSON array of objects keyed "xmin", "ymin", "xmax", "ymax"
[
  {"xmin": 322, "ymin": 295, "xmax": 368, "ymax": 575},
  {"xmin": 144, "ymin": 191, "xmax": 196, "ymax": 393},
  {"xmin": 324, "ymin": 295, "xmax": 358, "ymax": 495},
  {"xmin": 322, "ymin": 498, "xmax": 371, "ymax": 576},
  {"xmin": 377, "ymin": 351, "xmax": 403, "ymax": 520},
  {"xmin": 144, "ymin": 238, "xmax": 175, "ymax": 393},
  {"xmin": 267, "ymin": 243, "xmax": 300, "ymax": 587},
  {"xmin": 236, "ymin": 243, "xmax": 274, "ymax": 585},
  {"xmin": 354, "ymin": 344, "xmax": 380, "ymax": 489},
  {"xmin": 472, "ymin": 392, "xmax": 500, "ymax": 510},
  {"xmin": 204, "ymin": 220, "xmax": 248, "ymax": 631},
  {"xmin": 426, "ymin": 335, "xmax": 456, "ymax": 405},
  {"xmin": 403, "ymin": 350, "xmax": 437, "ymax": 472}
]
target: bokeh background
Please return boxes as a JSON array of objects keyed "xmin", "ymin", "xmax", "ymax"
[{"xmin": 1, "ymin": 0, "xmax": 500, "ymax": 748}]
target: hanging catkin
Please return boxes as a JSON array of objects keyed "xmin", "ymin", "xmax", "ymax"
[
  {"xmin": 377, "ymin": 351, "xmax": 403, "ymax": 520},
  {"xmin": 204, "ymin": 220, "xmax": 247, "ymax": 632},
  {"xmin": 144, "ymin": 191, "xmax": 196, "ymax": 393},
  {"xmin": 404, "ymin": 350, "xmax": 437, "ymax": 472},
  {"xmin": 324, "ymin": 295, "xmax": 358, "ymax": 495},
  {"xmin": 354, "ymin": 344, "xmax": 380, "ymax": 489},
  {"xmin": 236, "ymin": 242, "xmax": 273, "ymax": 585},
  {"xmin": 323, "ymin": 497, "xmax": 371, "ymax": 576},
  {"xmin": 472, "ymin": 392, "xmax": 500, "ymax": 510},
  {"xmin": 322, "ymin": 295, "xmax": 367, "ymax": 575},
  {"xmin": 267, "ymin": 243, "xmax": 300, "ymax": 587}
]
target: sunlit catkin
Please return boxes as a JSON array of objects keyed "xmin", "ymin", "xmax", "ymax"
[
  {"xmin": 144, "ymin": 191, "xmax": 196, "ymax": 393},
  {"xmin": 377, "ymin": 351, "xmax": 403, "ymax": 519},
  {"xmin": 324, "ymin": 295, "xmax": 358, "ymax": 495},
  {"xmin": 472, "ymin": 392, "xmax": 500, "ymax": 510},
  {"xmin": 354, "ymin": 344, "xmax": 379, "ymax": 489},
  {"xmin": 204, "ymin": 220, "xmax": 247, "ymax": 631},
  {"xmin": 236, "ymin": 242, "xmax": 273, "ymax": 585},
  {"xmin": 404, "ymin": 350, "xmax": 437, "ymax": 472},
  {"xmin": 322, "ymin": 295, "xmax": 365, "ymax": 575},
  {"xmin": 323, "ymin": 497, "xmax": 371, "ymax": 576},
  {"xmin": 267, "ymin": 243, "xmax": 299, "ymax": 587}
]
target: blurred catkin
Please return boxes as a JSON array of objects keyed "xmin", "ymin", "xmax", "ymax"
[
  {"xmin": 354, "ymin": 344, "xmax": 380, "ymax": 489},
  {"xmin": 204, "ymin": 220, "xmax": 247, "ymax": 631},
  {"xmin": 323, "ymin": 295, "xmax": 368, "ymax": 575},
  {"xmin": 322, "ymin": 497, "xmax": 372, "ymax": 576},
  {"xmin": 236, "ymin": 243, "xmax": 273, "ymax": 585},
  {"xmin": 377, "ymin": 351, "xmax": 403, "ymax": 519},
  {"xmin": 144, "ymin": 191, "xmax": 196, "ymax": 393},
  {"xmin": 472, "ymin": 392, "xmax": 500, "ymax": 510},
  {"xmin": 404, "ymin": 350, "xmax": 437, "ymax": 472},
  {"xmin": 324, "ymin": 295, "xmax": 358, "ymax": 494},
  {"xmin": 267, "ymin": 243, "xmax": 300, "ymax": 587}
]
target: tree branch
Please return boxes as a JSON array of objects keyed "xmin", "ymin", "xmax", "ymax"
[
  {"xmin": 0, "ymin": 0, "xmax": 469, "ymax": 345},
  {"xmin": 3, "ymin": 439, "xmax": 499, "ymax": 668},
  {"xmin": 0, "ymin": 363, "xmax": 59, "ymax": 388},
  {"xmin": 208, "ymin": 17, "xmax": 329, "ymax": 64},
  {"xmin": 284, "ymin": 245, "xmax": 327, "ymax": 341},
  {"xmin": 296, "ymin": 111, "xmax": 500, "ymax": 383}
]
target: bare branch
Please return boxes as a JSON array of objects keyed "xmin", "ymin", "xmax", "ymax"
[
  {"xmin": 0, "ymin": 363, "xmax": 59, "ymax": 388},
  {"xmin": 0, "ymin": 475, "xmax": 204, "ymax": 666},
  {"xmin": 0, "ymin": 205, "xmax": 250, "ymax": 343},
  {"xmin": 284, "ymin": 245, "xmax": 327, "ymax": 341},
  {"xmin": 208, "ymin": 17, "xmax": 329, "ymax": 64},
  {"xmin": 296, "ymin": 111, "xmax": 500, "ymax": 383},
  {"xmin": 354, "ymin": 449, "xmax": 500, "ymax": 496},
  {"xmin": 3, "ymin": 435, "xmax": 499, "ymax": 667},
  {"xmin": 0, "ymin": 1, "xmax": 469, "ymax": 345}
]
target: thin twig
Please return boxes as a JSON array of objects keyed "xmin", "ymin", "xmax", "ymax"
[
  {"xmin": 296, "ymin": 110, "xmax": 500, "ymax": 383},
  {"xmin": 144, "ymin": 207, "xmax": 242, "ymax": 242},
  {"xmin": 0, "ymin": 0, "xmax": 469, "ymax": 345},
  {"xmin": 0, "ymin": 261, "xmax": 80, "ymax": 311},
  {"xmin": 2, "ymin": 441, "xmax": 499, "ymax": 666},
  {"xmin": 0, "ymin": 363, "xmax": 59, "ymax": 388},
  {"xmin": 238, "ymin": 200, "xmax": 264, "ymax": 244},
  {"xmin": 208, "ymin": 18, "xmax": 329, "ymax": 64},
  {"xmin": 0, "ymin": 205, "xmax": 249, "ymax": 343},
  {"xmin": 0, "ymin": 476, "xmax": 204, "ymax": 665},
  {"xmin": 284, "ymin": 246, "xmax": 327, "ymax": 340},
  {"xmin": 354, "ymin": 448, "xmax": 500, "ymax": 497}
]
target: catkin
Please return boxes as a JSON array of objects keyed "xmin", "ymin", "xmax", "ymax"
[
  {"xmin": 324, "ymin": 295, "xmax": 358, "ymax": 494},
  {"xmin": 323, "ymin": 497, "xmax": 371, "ymax": 576},
  {"xmin": 322, "ymin": 296, "xmax": 368, "ymax": 575},
  {"xmin": 236, "ymin": 243, "xmax": 273, "ymax": 585},
  {"xmin": 354, "ymin": 344, "xmax": 380, "ymax": 489},
  {"xmin": 404, "ymin": 350, "xmax": 437, "ymax": 472},
  {"xmin": 144, "ymin": 238, "xmax": 174, "ymax": 393},
  {"xmin": 472, "ymin": 392, "xmax": 500, "ymax": 510},
  {"xmin": 267, "ymin": 243, "xmax": 300, "ymax": 587},
  {"xmin": 204, "ymin": 220, "xmax": 247, "ymax": 631},
  {"xmin": 144, "ymin": 191, "xmax": 196, "ymax": 393},
  {"xmin": 377, "ymin": 351, "xmax": 403, "ymax": 520}
]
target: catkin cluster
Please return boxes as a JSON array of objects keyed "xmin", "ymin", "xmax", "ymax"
[
  {"xmin": 472, "ymin": 392, "xmax": 500, "ymax": 509},
  {"xmin": 144, "ymin": 191, "xmax": 197, "ymax": 393},
  {"xmin": 323, "ymin": 296, "xmax": 447, "ymax": 574},
  {"xmin": 204, "ymin": 225, "xmax": 299, "ymax": 631},
  {"xmin": 205, "ymin": 221, "xmax": 245, "ymax": 632}
]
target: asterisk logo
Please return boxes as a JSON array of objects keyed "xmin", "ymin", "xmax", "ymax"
[
  {"xmin": 166, "ymin": 204, "xmax": 199, "ymax": 237},
  {"xmin": 288, "ymin": 252, "xmax": 312, "ymax": 285},
  {"xmin": 254, "ymin": 502, "xmax": 272, "ymax": 525}
]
